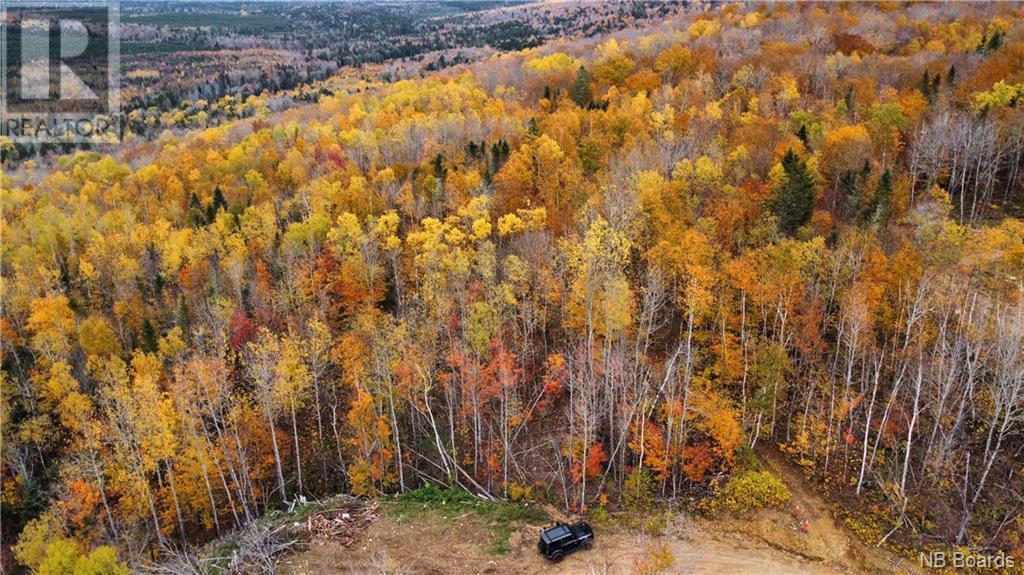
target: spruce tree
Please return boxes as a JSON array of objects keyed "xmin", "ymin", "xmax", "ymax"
[
  {"xmin": 432, "ymin": 154, "xmax": 447, "ymax": 181},
  {"xmin": 186, "ymin": 192, "xmax": 206, "ymax": 227},
  {"xmin": 175, "ymin": 295, "xmax": 191, "ymax": 337},
  {"xmin": 490, "ymin": 140, "xmax": 509, "ymax": 173},
  {"xmin": 207, "ymin": 185, "xmax": 228, "ymax": 222},
  {"xmin": 140, "ymin": 318, "xmax": 159, "ymax": 353},
  {"xmin": 870, "ymin": 168, "xmax": 893, "ymax": 223},
  {"xmin": 570, "ymin": 66, "xmax": 593, "ymax": 108},
  {"xmin": 986, "ymin": 30, "xmax": 1003, "ymax": 53},
  {"xmin": 771, "ymin": 149, "xmax": 816, "ymax": 235},
  {"xmin": 838, "ymin": 170, "xmax": 859, "ymax": 220},
  {"xmin": 796, "ymin": 124, "xmax": 809, "ymax": 148},
  {"xmin": 920, "ymin": 71, "xmax": 934, "ymax": 103},
  {"xmin": 528, "ymin": 117, "xmax": 540, "ymax": 136}
]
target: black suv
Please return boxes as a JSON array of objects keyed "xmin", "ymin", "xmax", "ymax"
[{"xmin": 537, "ymin": 521, "xmax": 594, "ymax": 562}]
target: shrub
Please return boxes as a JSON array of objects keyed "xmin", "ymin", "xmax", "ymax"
[
  {"xmin": 733, "ymin": 445, "xmax": 763, "ymax": 472},
  {"xmin": 588, "ymin": 504, "xmax": 609, "ymax": 525},
  {"xmin": 714, "ymin": 469, "xmax": 791, "ymax": 513},
  {"xmin": 624, "ymin": 468, "xmax": 656, "ymax": 512},
  {"xmin": 641, "ymin": 512, "xmax": 670, "ymax": 535},
  {"xmin": 633, "ymin": 541, "xmax": 675, "ymax": 574},
  {"xmin": 507, "ymin": 482, "xmax": 533, "ymax": 502},
  {"xmin": 398, "ymin": 484, "xmax": 473, "ymax": 506}
]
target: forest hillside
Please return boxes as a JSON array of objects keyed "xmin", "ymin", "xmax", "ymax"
[{"xmin": 2, "ymin": 2, "xmax": 1023, "ymax": 573}]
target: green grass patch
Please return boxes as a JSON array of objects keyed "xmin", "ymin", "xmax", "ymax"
[
  {"xmin": 385, "ymin": 484, "xmax": 548, "ymax": 555},
  {"xmin": 734, "ymin": 445, "xmax": 764, "ymax": 472},
  {"xmin": 487, "ymin": 524, "xmax": 514, "ymax": 555}
]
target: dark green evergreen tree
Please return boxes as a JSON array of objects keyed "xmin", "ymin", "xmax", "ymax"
[
  {"xmin": 175, "ymin": 295, "xmax": 191, "ymax": 340},
  {"xmin": 795, "ymin": 124, "xmax": 809, "ymax": 148},
  {"xmin": 920, "ymin": 71, "xmax": 934, "ymax": 103},
  {"xmin": 490, "ymin": 139, "xmax": 510, "ymax": 174},
  {"xmin": 140, "ymin": 318, "xmax": 159, "ymax": 353},
  {"xmin": 869, "ymin": 168, "xmax": 893, "ymax": 223},
  {"xmin": 986, "ymin": 30, "xmax": 1003, "ymax": 53},
  {"xmin": 838, "ymin": 170, "xmax": 859, "ymax": 220},
  {"xmin": 977, "ymin": 30, "xmax": 1003, "ymax": 54},
  {"xmin": 570, "ymin": 66, "xmax": 593, "ymax": 108},
  {"xmin": 432, "ymin": 153, "xmax": 447, "ymax": 181},
  {"xmin": 207, "ymin": 185, "xmax": 228, "ymax": 222},
  {"xmin": 771, "ymin": 149, "xmax": 816, "ymax": 235},
  {"xmin": 186, "ymin": 192, "xmax": 206, "ymax": 227}
]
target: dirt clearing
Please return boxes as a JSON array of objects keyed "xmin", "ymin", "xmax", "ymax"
[{"xmin": 280, "ymin": 452, "xmax": 918, "ymax": 575}]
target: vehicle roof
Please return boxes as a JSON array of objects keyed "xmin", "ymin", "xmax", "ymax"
[
  {"xmin": 570, "ymin": 522, "xmax": 592, "ymax": 535},
  {"xmin": 541, "ymin": 524, "xmax": 572, "ymax": 543}
]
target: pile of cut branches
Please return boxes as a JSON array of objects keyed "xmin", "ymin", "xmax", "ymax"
[{"xmin": 305, "ymin": 500, "xmax": 379, "ymax": 547}]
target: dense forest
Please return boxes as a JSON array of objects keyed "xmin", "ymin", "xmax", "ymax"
[
  {"xmin": 2, "ymin": 2, "xmax": 1023, "ymax": 572},
  {"xmin": 1, "ymin": 0, "xmax": 688, "ymax": 161}
]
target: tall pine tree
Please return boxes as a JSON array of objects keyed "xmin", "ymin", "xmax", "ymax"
[
  {"xmin": 140, "ymin": 318, "xmax": 159, "ymax": 353},
  {"xmin": 795, "ymin": 124, "xmax": 809, "ymax": 148},
  {"xmin": 570, "ymin": 66, "xmax": 593, "ymax": 108},
  {"xmin": 771, "ymin": 149, "xmax": 816, "ymax": 235},
  {"xmin": 186, "ymin": 192, "xmax": 206, "ymax": 227},
  {"xmin": 869, "ymin": 168, "xmax": 893, "ymax": 223},
  {"xmin": 206, "ymin": 185, "xmax": 228, "ymax": 222}
]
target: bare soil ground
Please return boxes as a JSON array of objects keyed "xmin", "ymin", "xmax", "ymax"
[{"xmin": 280, "ymin": 452, "xmax": 920, "ymax": 575}]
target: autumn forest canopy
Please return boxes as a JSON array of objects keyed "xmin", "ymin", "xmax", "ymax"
[{"xmin": 1, "ymin": 2, "xmax": 1024, "ymax": 573}]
